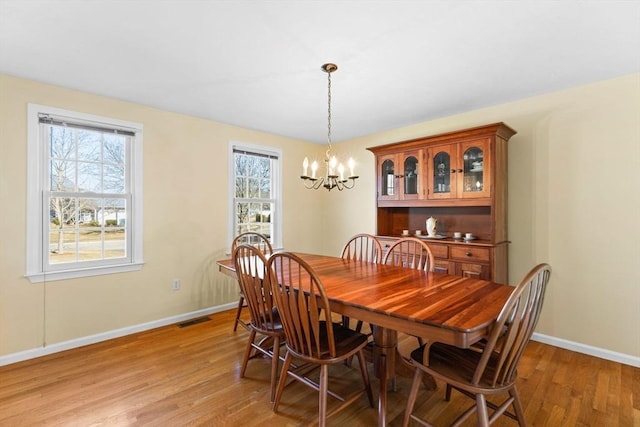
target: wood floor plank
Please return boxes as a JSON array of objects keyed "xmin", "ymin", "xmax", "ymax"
[{"xmin": 0, "ymin": 310, "xmax": 638, "ymax": 426}]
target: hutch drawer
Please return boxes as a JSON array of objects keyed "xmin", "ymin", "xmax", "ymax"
[{"xmin": 450, "ymin": 246, "xmax": 490, "ymax": 263}]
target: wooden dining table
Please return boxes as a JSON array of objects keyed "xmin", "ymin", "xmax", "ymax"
[{"xmin": 217, "ymin": 252, "xmax": 514, "ymax": 426}]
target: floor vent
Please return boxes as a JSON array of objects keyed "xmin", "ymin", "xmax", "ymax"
[{"xmin": 177, "ymin": 316, "xmax": 212, "ymax": 328}]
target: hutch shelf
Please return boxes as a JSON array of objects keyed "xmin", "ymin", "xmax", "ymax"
[{"xmin": 367, "ymin": 122, "xmax": 516, "ymax": 284}]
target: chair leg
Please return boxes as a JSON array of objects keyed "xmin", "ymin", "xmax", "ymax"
[
  {"xmin": 233, "ymin": 295, "xmax": 245, "ymax": 331},
  {"xmin": 318, "ymin": 364, "xmax": 329, "ymax": 427},
  {"xmin": 475, "ymin": 393, "xmax": 490, "ymax": 427},
  {"xmin": 273, "ymin": 351, "xmax": 293, "ymax": 412},
  {"xmin": 355, "ymin": 349, "xmax": 374, "ymax": 407},
  {"xmin": 402, "ymin": 364, "xmax": 424, "ymax": 427},
  {"xmin": 240, "ymin": 329, "xmax": 256, "ymax": 378},
  {"xmin": 269, "ymin": 336, "xmax": 280, "ymax": 402},
  {"xmin": 509, "ymin": 386, "xmax": 526, "ymax": 426},
  {"xmin": 445, "ymin": 383, "xmax": 452, "ymax": 401}
]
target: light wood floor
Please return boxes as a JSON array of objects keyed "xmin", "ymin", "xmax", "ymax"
[{"xmin": 1, "ymin": 310, "xmax": 638, "ymax": 426}]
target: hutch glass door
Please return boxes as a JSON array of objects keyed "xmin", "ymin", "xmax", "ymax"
[
  {"xmin": 433, "ymin": 151, "xmax": 451, "ymax": 195},
  {"xmin": 381, "ymin": 159, "xmax": 395, "ymax": 197},
  {"xmin": 403, "ymin": 155, "xmax": 419, "ymax": 196},
  {"xmin": 462, "ymin": 146, "xmax": 484, "ymax": 193}
]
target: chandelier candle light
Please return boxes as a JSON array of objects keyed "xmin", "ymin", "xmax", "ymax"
[{"xmin": 300, "ymin": 63, "xmax": 358, "ymax": 191}]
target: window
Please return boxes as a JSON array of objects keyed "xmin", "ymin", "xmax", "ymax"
[
  {"xmin": 26, "ymin": 104, "xmax": 143, "ymax": 282},
  {"xmin": 229, "ymin": 142, "xmax": 282, "ymax": 249}
]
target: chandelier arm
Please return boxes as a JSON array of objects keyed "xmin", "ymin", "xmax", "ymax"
[
  {"xmin": 302, "ymin": 177, "xmax": 323, "ymax": 190},
  {"xmin": 341, "ymin": 178, "xmax": 357, "ymax": 190}
]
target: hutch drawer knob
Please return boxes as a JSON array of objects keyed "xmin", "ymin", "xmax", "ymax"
[{"xmin": 466, "ymin": 252, "xmax": 472, "ymax": 257}]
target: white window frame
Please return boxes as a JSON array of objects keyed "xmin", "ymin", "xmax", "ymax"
[
  {"xmin": 228, "ymin": 141, "xmax": 282, "ymax": 251},
  {"xmin": 26, "ymin": 104, "xmax": 144, "ymax": 283}
]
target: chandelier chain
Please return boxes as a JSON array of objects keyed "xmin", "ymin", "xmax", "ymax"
[{"xmin": 326, "ymin": 68, "xmax": 332, "ymax": 157}]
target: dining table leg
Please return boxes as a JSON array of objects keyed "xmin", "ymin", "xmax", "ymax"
[
  {"xmin": 371, "ymin": 326, "xmax": 397, "ymax": 426},
  {"xmin": 377, "ymin": 352, "xmax": 387, "ymax": 427},
  {"xmin": 371, "ymin": 326, "xmax": 438, "ymax": 426}
]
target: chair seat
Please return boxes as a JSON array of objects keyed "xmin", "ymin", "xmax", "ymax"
[
  {"xmin": 319, "ymin": 321, "xmax": 370, "ymax": 359},
  {"xmin": 411, "ymin": 343, "xmax": 506, "ymax": 391},
  {"xmin": 250, "ymin": 307, "xmax": 284, "ymax": 334},
  {"xmin": 286, "ymin": 321, "xmax": 369, "ymax": 362}
]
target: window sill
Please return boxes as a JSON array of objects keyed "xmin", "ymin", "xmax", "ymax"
[{"xmin": 26, "ymin": 262, "xmax": 144, "ymax": 283}]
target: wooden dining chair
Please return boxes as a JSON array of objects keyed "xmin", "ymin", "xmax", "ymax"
[
  {"xmin": 232, "ymin": 244, "xmax": 284, "ymax": 402},
  {"xmin": 340, "ymin": 233, "xmax": 382, "ymax": 332},
  {"xmin": 381, "ymin": 236, "xmax": 434, "ymax": 272},
  {"xmin": 230, "ymin": 232, "xmax": 274, "ymax": 331},
  {"xmin": 341, "ymin": 233, "xmax": 383, "ymax": 263},
  {"xmin": 402, "ymin": 263, "xmax": 552, "ymax": 427},
  {"xmin": 268, "ymin": 252, "xmax": 375, "ymax": 427}
]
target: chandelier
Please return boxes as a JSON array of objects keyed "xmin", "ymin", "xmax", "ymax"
[{"xmin": 300, "ymin": 63, "xmax": 358, "ymax": 191}]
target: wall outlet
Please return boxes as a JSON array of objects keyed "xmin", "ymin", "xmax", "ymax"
[{"xmin": 172, "ymin": 278, "xmax": 181, "ymax": 291}]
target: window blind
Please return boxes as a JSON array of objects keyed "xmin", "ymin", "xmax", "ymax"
[{"xmin": 39, "ymin": 114, "xmax": 136, "ymax": 136}]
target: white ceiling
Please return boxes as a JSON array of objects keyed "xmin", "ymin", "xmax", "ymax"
[{"xmin": 1, "ymin": 0, "xmax": 639, "ymax": 143}]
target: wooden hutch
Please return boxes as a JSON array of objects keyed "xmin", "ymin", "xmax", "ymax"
[{"xmin": 367, "ymin": 123, "xmax": 516, "ymax": 284}]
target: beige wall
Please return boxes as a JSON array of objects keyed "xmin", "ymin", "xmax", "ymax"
[
  {"xmin": 1, "ymin": 72, "xmax": 639, "ymax": 361},
  {"xmin": 0, "ymin": 74, "xmax": 327, "ymax": 355},
  {"xmin": 328, "ymin": 73, "xmax": 640, "ymax": 359}
]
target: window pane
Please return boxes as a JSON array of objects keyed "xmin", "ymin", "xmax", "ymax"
[
  {"xmin": 102, "ymin": 198, "xmax": 126, "ymax": 227},
  {"xmin": 78, "ymin": 226, "xmax": 104, "ymax": 261},
  {"xmin": 78, "ymin": 161, "xmax": 102, "ymax": 192},
  {"xmin": 105, "ymin": 198, "xmax": 126, "ymax": 259},
  {"xmin": 236, "ymin": 202, "xmax": 249, "ymax": 232},
  {"xmin": 248, "ymin": 177, "xmax": 259, "ymax": 197},
  {"xmin": 49, "ymin": 195, "xmax": 78, "ymax": 264},
  {"xmin": 103, "ymin": 134, "xmax": 126, "ymax": 193},
  {"xmin": 260, "ymin": 203, "xmax": 272, "ymax": 238},
  {"xmin": 77, "ymin": 197, "xmax": 98, "ymax": 224},
  {"xmin": 257, "ymin": 157, "xmax": 270, "ymax": 175},
  {"xmin": 235, "ymin": 177, "xmax": 246, "ymax": 198},
  {"xmin": 50, "ymin": 196, "xmax": 77, "ymax": 229},
  {"xmin": 104, "ymin": 163, "xmax": 124, "ymax": 193},
  {"xmin": 106, "ymin": 225, "xmax": 126, "ymax": 259},
  {"xmin": 50, "ymin": 159, "xmax": 76, "ymax": 191},
  {"xmin": 77, "ymin": 130, "xmax": 101, "ymax": 162},
  {"xmin": 249, "ymin": 202, "xmax": 261, "ymax": 230},
  {"xmin": 50, "ymin": 127, "xmax": 75, "ymax": 160},
  {"xmin": 48, "ymin": 228, "xmax": 78, "ymax": 264},
  {"xmin": 260, "ymin": 177, "xmax": 271, "ymax": 198}
]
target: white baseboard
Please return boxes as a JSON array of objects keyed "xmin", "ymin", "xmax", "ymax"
[
  {"xmin": 532, "ymin": 332, "xmax": 640, "ymax": 368},
  {"xmin": 0, "ymin": 302, "xmax": 237, "ymax": 367}
]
